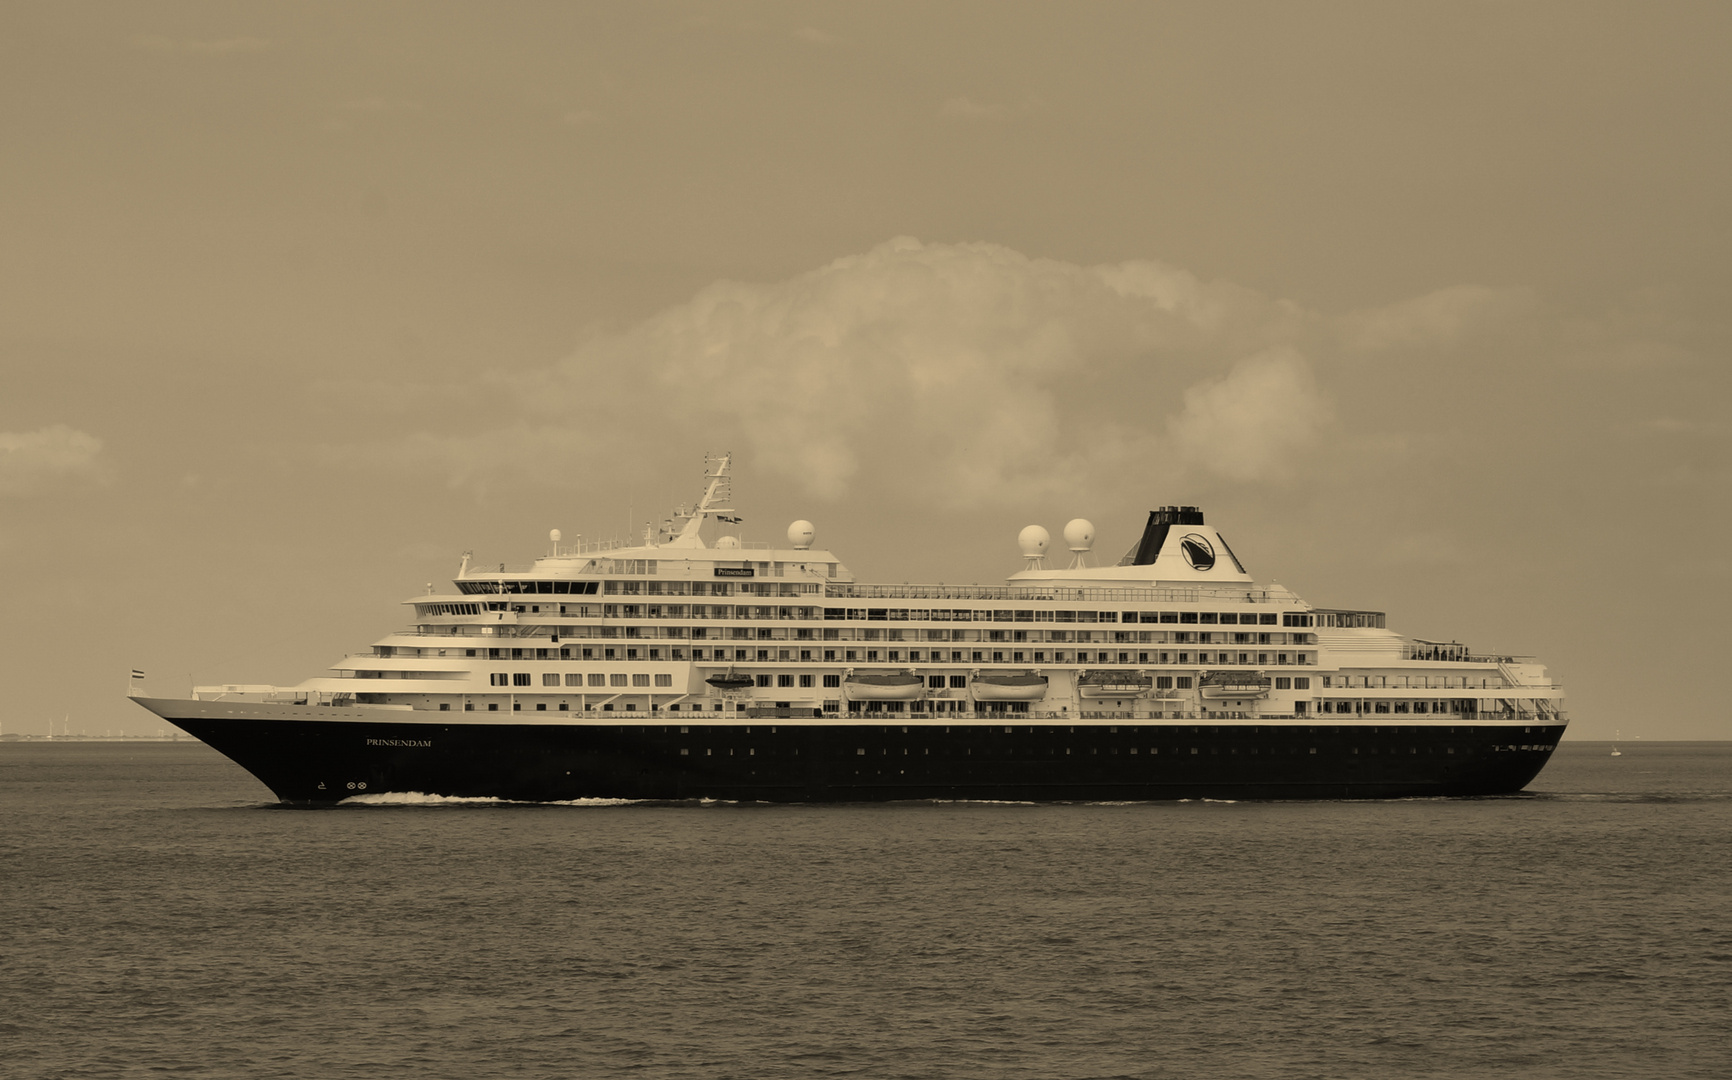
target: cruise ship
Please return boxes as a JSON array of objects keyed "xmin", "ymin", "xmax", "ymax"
[{"xmin": 133, "ymin": 456, "xmax": 1567, "ymax": 802}]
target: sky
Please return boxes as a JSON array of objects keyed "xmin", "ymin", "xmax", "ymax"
[{"xmin": 2, "ymin": 2, "xmax": 1728, "ymax": 739}]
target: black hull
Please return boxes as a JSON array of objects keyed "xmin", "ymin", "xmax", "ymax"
[{"xmin": 136, "ymin": 698, "xmax": 1563, "ymax": 804}]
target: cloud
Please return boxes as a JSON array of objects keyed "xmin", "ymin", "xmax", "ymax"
[
  {"xmin": 313, "ymin": 425, "xmax": 603, "ymax": 499},
  {"xmin": 1167, "ymin": 348, "xmax": 1331, "ymax": 483},
  {"xmin": 940, "ymin": 96, "xmax": 1054, "ymax": 124},
  {"xmin": 0, "ymin": 425, "xmax": 106, "ymax": 496},
  {"xmin": 133, "ymin": 35, "xmax": 270, "ymax": 55},
  {"xmin": 1377, "ymin": 531, "xmax": 1468, "ymax": 567},
  {"xmin": 339, "ymin": 239, "xmax": 1416, "ymax": 506},
  {"xmin": 339, "ymin": 97, "xmax": 422, "ymax": 114},
  {"xmin": 1338, "ymin": 284, "xmax": 1531, "ymax": 353},
  {"xmin": 324, "ymin": 97, "xmax": 424, "ymax": 133},
  {"xmin": 941, "ymin": 96, "xmax": 1003, "ymax": 121},
  {"xmin": 526, "ymin": 237, "xmax": 1320, "ymax": 505}
]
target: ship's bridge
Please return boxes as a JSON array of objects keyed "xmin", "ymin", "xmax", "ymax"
[{"xmin": 445, "ymin": 451, "xmax": 853, "ymax": 589}]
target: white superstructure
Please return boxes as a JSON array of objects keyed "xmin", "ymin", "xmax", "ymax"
[{"xmin": 192, "ymin": 455, "xmax": 1565, "ymax": 728}]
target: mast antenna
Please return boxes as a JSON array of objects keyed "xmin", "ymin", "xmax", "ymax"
[{"xmin": 666, "ymin": 452, "xmax": 736, "ymax": 547}]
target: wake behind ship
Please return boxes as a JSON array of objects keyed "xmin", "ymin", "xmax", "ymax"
[{"xmin": 134, "ymin": 456, "xmax": 1567, "ymax": 802}]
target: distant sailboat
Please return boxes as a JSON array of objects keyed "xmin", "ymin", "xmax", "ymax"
[{"xmin": 1610, "ymin": 729, "xmax": 1622, "ymax": 757}]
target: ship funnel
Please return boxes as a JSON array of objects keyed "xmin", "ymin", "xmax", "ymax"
[{"xmin": 1125, "ymin": 506, "xmax": 1203, "ymax": 566}]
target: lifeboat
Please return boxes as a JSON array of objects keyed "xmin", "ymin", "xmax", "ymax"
[
  {"xmin": 971, "ymin": 674, "xmax": 1048, "ymax": 701},
  {"xmin": 1198, "ymin": 672, "xmax": 1272, "ymax": 700},
  {"xmin": 705, "ymin": 673, "xmax": 755, "ymax": 692},
  {"xmin": 1076, "ymin": 671, "xmax": 1153, "ymax": 699},
  {"xmin": 843, "ymin": 673, "xmax": 925, "ymax": 701}
]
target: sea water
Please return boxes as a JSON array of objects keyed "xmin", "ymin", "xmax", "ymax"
[{"xmin": 2, "ymin": 741, "xmax": 1727, "ymax": 1080}]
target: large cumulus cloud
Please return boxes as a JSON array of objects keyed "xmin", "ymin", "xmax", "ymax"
[{"xmin": 541, "ymin": 237, "xmax": 1326, "ymax": 504}]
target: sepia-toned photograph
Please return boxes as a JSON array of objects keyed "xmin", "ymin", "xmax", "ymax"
[{"xmin": 4, "ymin": 4, "xmax": 1728, "ymax": 1078}]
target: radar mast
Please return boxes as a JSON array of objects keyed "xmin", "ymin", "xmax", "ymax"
[{"xmin": 662, "ymin": 452, "xmax": 737, "ymax": 549}]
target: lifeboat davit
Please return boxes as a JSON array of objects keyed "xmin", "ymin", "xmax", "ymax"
[
  {"xmin": 971, "ymin": 674, "xmax": 1048, "ymax": 701},
  {"xmin": 705, "ymin": 673, "xmax": 755, "ymax": 691},
  {"xmin": 843, "ymin": 673, "xmax": 925, "ymax": 701},
  {"xmin": 1198, "ymin": 672, "xmax": 1271, "ymax": 700},
  {"xmin": 1076, "ymin": 672, "xmax": 1153, "ymax": 699}
]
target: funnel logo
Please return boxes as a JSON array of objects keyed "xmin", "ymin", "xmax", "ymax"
[{"xmin": 1179, "ymin": 534, "xmax": 1216, "ymax": 571}]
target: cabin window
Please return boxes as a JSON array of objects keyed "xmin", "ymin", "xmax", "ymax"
[
  {"xmin": 610, "ymin": 674, "xmax": 628, "ymax": 687},
  {"xmin": 588, "ymin": 673, "xmax": 606, "ymax": 687},
  {"xmin": 823, "ymin": 675, "xmax": 841, "ymax": 688},
  {"xmin": 542, "ymin": 674, "xmax": 560, "ymax": 687},
  {"xmin": 799, "ymin": 674, "xmax": 813, "ymax": 688},
  {"xmin": 950, "ymin": 675, "xmax": 967, "ymax": 689},
  {"xmin": 512, "ymin": 673, "xmax": 532, "ymax": 687},
  {"xmin": 1294, "ymin": 677, "xmax": 1310, "ymax": 690},
  {"xmin": 1176, "ymin": 677, "xmax": 1193, "ymax": 689}
]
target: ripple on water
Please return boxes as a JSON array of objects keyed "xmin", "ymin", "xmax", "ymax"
[{"xmin": 0, "ymin": 740, "xmax": 1727, "ymax": 1080}]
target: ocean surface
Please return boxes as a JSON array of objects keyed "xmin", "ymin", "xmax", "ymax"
[{"xmin": 2, "ymin": 741, "xmax": 1727, "ymax": 1080}]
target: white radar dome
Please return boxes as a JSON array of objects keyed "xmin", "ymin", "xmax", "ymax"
[
  {"xmin": 1063, "ymin": 518, "xmax": 1096, "ymax": 552},
  {"xmin": 788, "ymin": 520, "xmax": 815, "ymax": 549},
  {"xmin": 715, "ymin": 535, "xmax": 741, "ymax": 549},
  {"xmin": 1017, "ymin": 525, "xmax": 1051, "ymax": 558},
  {"xmin": 549, "ymin": 529, "xmax": 562, "ymax": 543}
]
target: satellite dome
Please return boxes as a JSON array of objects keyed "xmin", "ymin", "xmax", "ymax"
[
  {"xmin": 1063, "ymin": 518, "xmax": 1096, "ymax": 553},
  {"xmin": 715, "ymin": 535, "xmax": 741, "ymax": 549},
  {"xmin": 788, "ymin": 520, "xmax": 815, "ymax": 549},
  {"xmin": 549, "ymin": 529, "xmax": 562, "ymax": 543},
  {"xmin": 1017, "ymin": 525, "xmax": 1051, "ymax": 558}
]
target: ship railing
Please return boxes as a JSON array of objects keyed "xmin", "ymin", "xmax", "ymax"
[
  {"xmin": 1402, "ymin": 643, "xmax": 1536, "ymax": 664},
  {"xmin": 824, "ymin": 584, "xmax": 1291, "ymax": 604}
]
